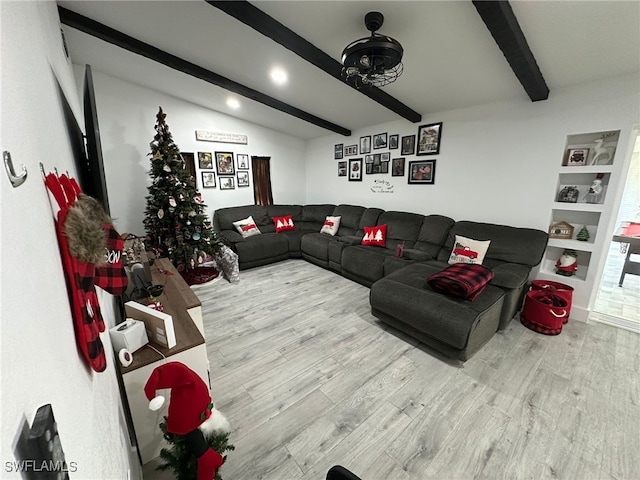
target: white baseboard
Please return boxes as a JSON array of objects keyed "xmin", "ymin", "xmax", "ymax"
[{"xmin": 589, "ymin": 311, "xmax": 640, "ymax": 333}]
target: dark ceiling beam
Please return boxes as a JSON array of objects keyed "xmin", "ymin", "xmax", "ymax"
[
  {"xmin": 206, "ymin": 0, "xmax": 422, "ymax": 123},
  {"xmin": 472, "ymin": 0, "xmax": 549, "ymax": 102},
  {"xmin": 57, "ymin": 6, "xmax": 351, "ymax": 136}
]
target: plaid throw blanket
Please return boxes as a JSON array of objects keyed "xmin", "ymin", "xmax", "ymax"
[{"xmin": 427, "ymin": 263, "xmax": 494, "ymax": 301}]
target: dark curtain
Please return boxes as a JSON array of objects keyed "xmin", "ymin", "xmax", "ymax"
[{"xmin": 251, "ymin": 156, "xmax": 273, "ymax": 206}]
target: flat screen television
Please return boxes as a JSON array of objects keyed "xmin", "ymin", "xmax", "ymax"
[{"xmin": 59, "ymin": 64, "xmax": 110, "ymax": 214}]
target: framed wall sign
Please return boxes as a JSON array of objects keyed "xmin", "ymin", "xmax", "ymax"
[{"xmin": 417, "ymin": 122, "xmax": 443, "ymax": 155}]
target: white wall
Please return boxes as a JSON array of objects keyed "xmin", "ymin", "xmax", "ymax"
[
  {"xmin": 305, "ymin": 74, "xmax": 640, "ymax": 231},
  {"xmin": 88, "ymin": 71, "xmax": 307, "ymax": 235},
  {"xmin": 1, "ymin": 2, "xmax": 134, "ymax": 479}
]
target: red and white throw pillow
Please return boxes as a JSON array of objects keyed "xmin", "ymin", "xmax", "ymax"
[
  {"xmin": 320, "ymin": 216, "xmax": 341, "ymax": 236},
  {"xmin": 361, "ymin": 224, "xmax": 387, "ymax": 247},
  {"xmin": 232, "ymin": 215, "xmax": 262, "ymax": 238},
  {"xmin": 272, "ymin": 215, "xmax": 296, "ymax": 233},
  {"xmin": 448, "ymin": 235, "xmax": 491, "ymax": 265}
]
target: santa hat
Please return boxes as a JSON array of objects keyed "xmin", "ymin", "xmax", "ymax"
[{"xmin": 144, "ymin": 361, "xmax": 213, "ymax": 435}]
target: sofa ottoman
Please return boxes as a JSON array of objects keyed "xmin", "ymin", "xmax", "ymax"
[{"xmin": 370, "ymin": 263, "xmax": 505, "ymax": 361}]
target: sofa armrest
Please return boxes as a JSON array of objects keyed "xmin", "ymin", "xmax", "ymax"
[
  {"xmin": 402, "ymin": 249, "xmax": 433, "ymax": 261},
  {"xmin": 490, "ymin": 263, "xmax": 530, "ymax": 289}
]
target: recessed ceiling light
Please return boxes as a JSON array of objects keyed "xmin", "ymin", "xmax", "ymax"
[
  {"xmin": 226, "ymin": 98, "xmax": 240, "ymax": 109},
  {"xmin": 270, "ymin": 67, "xmax": 288, "ymax": 86}
]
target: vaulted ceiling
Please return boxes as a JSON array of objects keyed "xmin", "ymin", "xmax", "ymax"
[{"xmin": 58, "ymin": 1, "xmax": 640, "ymax": 139}]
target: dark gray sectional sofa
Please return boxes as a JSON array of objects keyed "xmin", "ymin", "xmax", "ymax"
[{"xmin": 213, "ymin": 204, "xmax": 548, "ymax": 361}]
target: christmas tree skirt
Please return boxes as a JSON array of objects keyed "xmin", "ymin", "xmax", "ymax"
[{"xmin": 180, "ymin": 266, "xmax": 220, "ymax": 286}]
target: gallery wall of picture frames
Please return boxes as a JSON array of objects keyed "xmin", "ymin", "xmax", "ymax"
[
  {"xmin": 189, "ymin": 149, "xmax": 252, "ymax": 191},
  {"xmin": 334, "ymin": 122, "xmax": 443, "ymax": 184}
]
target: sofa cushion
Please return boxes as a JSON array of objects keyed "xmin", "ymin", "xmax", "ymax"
[
  {"xmin": 414, "ymin": 214, "xmax": 456, "ymax": 258},
  {"xmin": 448, "ymin": 235, "xmax": 491, "ymax": 265},
  {"xmin": 362, "ymin": 224, "xmax": 387, "ymax": 247},
  {"xmin": 273, "ymin": 215, "xmax": 296, "ymax": 233},
  {"xmin": 356, "ymin": 208, "xmax": 385, "ymax": 235},
  {"xmin": 301, "ymin": 204, "xmax": 336, "ymax": 222},
  {"xmin": 233, "ymin": 216, "xmax": 262, "ymax": 238},
  {"xmin": 234, "ymin": 233, "xmax": 289, "ymax": 265},
  {"xmin": 342, "ymin": 244, "xmax": 395, "ymax": 285},
  {"xmin": 375, "ymin": 211, "xmax": 424, "ymax": 250},
  {"xmin": 331, "ymin": 204, "xmax": 366, "ymax": 236},
  {"xmin": 437, "ymin": 221, "xmax": 548, "ymax": 267},
  {"xmin": 214, "ymin": 205, "xmax": 269, "ymax": 231},
  {"xmin": 321, "ymin": 216, "xmax": 341, "ymax": 235},
  {"xmin": 265, "ymin": 204, "xmax": 303, "ymax": 220}
]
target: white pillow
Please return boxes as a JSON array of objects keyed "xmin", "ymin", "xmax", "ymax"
[
  {"xmin": 448, "ymin": 235, "xmax": 491, "ymax": 265},
  {"xmin": 232, "ymin": 216, "xmax": 262, "ymax": 238},
  {"xmin": 320, "ymin": 216, "xmax": 341, "ymax": 236}
]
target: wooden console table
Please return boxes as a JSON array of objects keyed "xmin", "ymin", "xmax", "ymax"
[
  {"xmin": 612, "ymin": 221, "xmax": 640, "ymax": 287},
  {"xmin": 119, "ymin": 258, "xmax": 210, "ymax": 464}
]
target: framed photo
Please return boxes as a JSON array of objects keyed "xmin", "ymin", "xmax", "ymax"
[
  {"xmin": 364, "ymin": 154, "xmax": 374, "ymax": 164},
  {"xmin": 417, "ymin": 122, "xmax": 443, "ymax": 155},
  {"xmin": 237, "ymin": 153, "xmax": 249, "ymax": 170},
  {"xmin": 360, "ymin": 136, "xmax": 371, "ymax": 154},
  {"xmin": 373, "ymin": 133, "xmax": 387, "ymax": 149},
  {"xmin": 215, "ymin": 151, "xmax": 235, "ymax": 175},
  {"xmin": 201, "ymin": 171, "xmax": 216, "ymax": 188},
  {"xmin": 564, "ymin": 148, "xmax": 589, "ymax": 166},
  {"xmin": 338, "ymin": 161, "xmax": 347, "ymax": 177},
  {"xmin": 381, "ymin": 152, "xmax": 390, "ymax": 161},
  {"xmin": 335, "ymin": 143, "xmax": 343, "ymax": 160},
  {"xmin": 408, "ymin": 160, "xmax": 436, "ymax": 184},
  {"xmin": 237, "ymin": 171, "xmax": 250, "ymax": 187},
  {"xmin": 349, "ymin": 158, "xmax": 363, "ymax": 181},
  {"xmin": 345, "ymin": 144, "xmax": 358, "ymax": 156},
  {"xmin": 389, "ymin": 134, "xmax": 399, "ymax": 150},
  {"xmin": 391, "ymin": 157, "xmax": 405, "ymax": 176},
  {"xmin": 401, "ymin": 135, "xmax": 416, "ymax": 155},
  {"xmin": 198, "ymin": 152, "xmax": 213, "ymax": 169},
  {"xmin": 219, "ymin": 176, "xmax": 235, "ymax": 190}
]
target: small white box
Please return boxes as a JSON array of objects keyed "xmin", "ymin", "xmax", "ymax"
[{"xmin": 109, "ymin": 318, "xmax": 149, "ymax": 353}]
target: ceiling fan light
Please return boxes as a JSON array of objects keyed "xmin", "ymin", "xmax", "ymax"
[{"xmin": 341, "ymin": 12, "xmax": 404, "ymax": 89}]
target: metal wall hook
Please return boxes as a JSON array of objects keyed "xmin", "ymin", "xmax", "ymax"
[{"xmin": 3, "ymin": 151, "xmax": 27, "ymax": 188}]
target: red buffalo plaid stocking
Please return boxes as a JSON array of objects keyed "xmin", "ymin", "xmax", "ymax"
[
  {"xmin": 95, "ymin": 223, "xmax": 128, "ymax": 296},
  {"xmin": 45, "ymin": 173, "xmax": 107, "ymax": 372}
]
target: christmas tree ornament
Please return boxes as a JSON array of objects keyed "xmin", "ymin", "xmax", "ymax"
[
  {"xmin": 576, "ymin": 225, "xmax": 590, "ymax": 242},
  {"xmin": 144, "ymin": 362, "xmax": 232, "ymax": 480},
  {"xmin": 193, "ymin": 232, "xmax": 201, "ymax": 241},
  {"xmin": 179, "ymin": 193, "xmax": 185, "ymax": 201},
  {"xmin": 169, "ymin": 196, "xmax": 177, "ymax": 207},
  {"xmin": 168, "ymin": 207, "xmax": 175, "ymax": 213},
  {"xmin": 163, "ymin": 164, "xmax": 171, "ymax": 172},
  {"xmin": 152, "ymin": 152, "xmax": 163, "ymax": 160},
  {"xmin": 195, "ymin": 193, "xmax": 203, "ymax": 204},
  {"xmin": 158, "ymin": 208, "xmax": 164, "ymax": 219},
  {"xmin": 189, "ymin": 210, "xmax": 196, "ymax": 217}
]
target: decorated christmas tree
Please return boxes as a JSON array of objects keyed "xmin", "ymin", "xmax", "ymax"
[
  {"xmin": 143, "ymin": 107, "xmax": 223, "ymax": 278},
  {"xmin": 156, "ymin": 418, "xmax": 235, "ymax": 480}
]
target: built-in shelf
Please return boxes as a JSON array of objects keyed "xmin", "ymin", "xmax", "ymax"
[{"xmin": 543, "ymin": 129, "xmax": 621, "ymax": 292}]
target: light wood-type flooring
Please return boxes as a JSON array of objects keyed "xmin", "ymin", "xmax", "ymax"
[{"xmin": 143, "ymin": 259, "xmax": 640, "ymax": 480}]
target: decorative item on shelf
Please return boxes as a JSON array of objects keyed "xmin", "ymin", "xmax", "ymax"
[
  {"xmin": 341, "ymin": 11, "xmax": 403, "ymax": 88},
  {"xmin": 565, "ymin": 148, "xmax": 588, "ymax": 166},
  {"xmin": 583, "ymin": 173, "xmax": 604, "ymax": 203},
  {"xmin": 576, "ymin": 225, "xmax": 590, "ymax": 242},
  {"xmin": 555, "ymin": 249, "xmax": 578, "ymax": 277},
  {"xmin": 557, "ymin": 185, "xmax": 579, "ymax": 203},
  {"xmin": 549, "ymin": 221, "xmax": 574, "ymax": 239},
  {"xmin": 590, "ymin": 132, "xmax": 616, "ymax": 165},
  {"xmin": 147, "ymin": 284, "xmax": 164, "ymax": 303}
]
